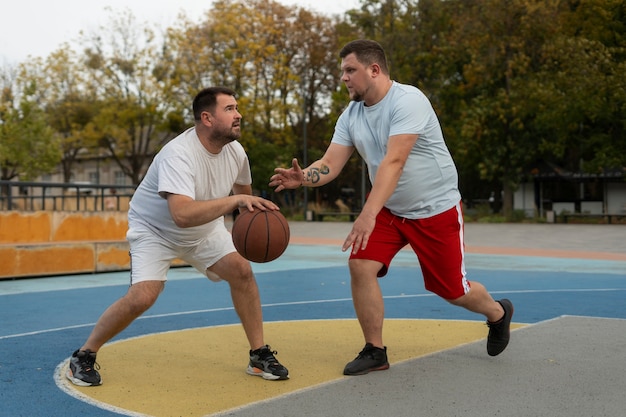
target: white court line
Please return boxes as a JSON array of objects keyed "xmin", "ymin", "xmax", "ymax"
[
  {"xmin": 2, "ymin": 288, "xmax": 625, "ymax": 340},
  {"xmin": 54, "ymin": 360, "xmax": 152, "ymax": 417}
]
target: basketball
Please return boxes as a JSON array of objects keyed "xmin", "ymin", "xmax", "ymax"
[{"xmin": 231, "ymin": 210, "xmax": 290, "ymax": 263}]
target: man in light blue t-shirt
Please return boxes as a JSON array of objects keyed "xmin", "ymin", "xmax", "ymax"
[{"xmin": 271, "ymin": 39, "xmax": 513, "ymax": 376}]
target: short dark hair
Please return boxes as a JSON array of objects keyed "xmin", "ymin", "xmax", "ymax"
[
  {"xmin": 192, "ymin": 86, "xmax": 237, "ymax": 121},
  {"xmin": 339, "ymin": 39, "xmax": 389, "ymax": 75}
]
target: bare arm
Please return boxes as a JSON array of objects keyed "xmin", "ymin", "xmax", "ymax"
[
  {"xmin": 165, "ymin": 185, "xmax": 278, "ymax": 228},
  {"xmin": 269, "ymin": 143, "xmax": 354, "ymax": 191},
  {"xmin": 232, "ymin": 182, "xmax": 253, "ymax": 197}
]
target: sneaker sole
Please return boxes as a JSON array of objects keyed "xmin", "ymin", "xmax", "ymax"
[
  {"xmin": 66, "ymin": 369, "xmax": 102, "ymax": 387},
  {"xmin": 343, "ymin": 362, "xmax": 390, "ymax": 376},
  {"xmin": 246, "ymin": 365, "xmax": 289, "ymax": 380}
]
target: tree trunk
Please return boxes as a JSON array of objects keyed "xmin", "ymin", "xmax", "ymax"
[{"xmin": 502, "ymin": 182, "xmax": 514, "ymax": 218}]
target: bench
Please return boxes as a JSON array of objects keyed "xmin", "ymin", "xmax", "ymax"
[
  {"xmin": 315, "ymin": 212, "xmax": 360, "ymax": 222},
  {"xmin": 560, "ymin": 213, "xmax": 626, "ymax": 224}
]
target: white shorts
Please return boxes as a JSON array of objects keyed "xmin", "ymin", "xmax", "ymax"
[{"xmin": 126, "ymin": 224, "xmax": 236, "ymax": 284}]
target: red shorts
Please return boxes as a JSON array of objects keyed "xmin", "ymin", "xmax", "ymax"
[{"xmin": 349, "ymin": 202, "xmax": 471, "ymax": 300}]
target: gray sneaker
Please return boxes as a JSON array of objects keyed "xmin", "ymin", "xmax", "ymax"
[
  {"xmin": 343, "ymin": 343, "xmax": 390, "ymax": 376},
  {"xmin": 247, "ymin": 345, "xmax": 289, "ymax": 380},
  {"xmin": 66, "ymin": 349, "xmax": 102, "ymax": 386}
]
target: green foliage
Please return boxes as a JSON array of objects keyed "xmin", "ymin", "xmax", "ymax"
[
  {"xmin": 2, "ymin": 0, "xmax": 624, "ymax": 215},
  {"xmin": 165, "ymin": 0, "xmax": 344, "ymax": 201},
  {"xmin": 76, "ymin": 9, "xmax": 180, "ymax": 184},
  {"xmin": 0, "ymin": 85, "xmax": 61, "ymax": 180},
  {"xmin": 350, "ymin": 0, "xmax": 626, "ymax": 216}
]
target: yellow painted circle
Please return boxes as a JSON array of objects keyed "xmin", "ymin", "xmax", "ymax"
[{"xmin": 66, "ymin": 319, "xmax": 524, "ymax": 417}]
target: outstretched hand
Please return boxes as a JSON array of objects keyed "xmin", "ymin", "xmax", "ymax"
[{"xmin": 269, "ymin": 158, "xmax": 303, "ymax": 192}]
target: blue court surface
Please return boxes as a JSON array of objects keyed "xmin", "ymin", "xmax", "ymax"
[{"xmin": 1, "ymin": 228, "xmax": 625, "ymax": 417}]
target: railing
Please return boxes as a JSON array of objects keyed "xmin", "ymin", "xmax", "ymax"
[{"xmin": 0, "ymin": 180, "xmax": 136, "ymax": 212}]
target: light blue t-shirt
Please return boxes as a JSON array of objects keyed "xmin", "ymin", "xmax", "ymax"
[{"xmin": 332, "ymin": 82, "xmax": 461, "ymax": 219}]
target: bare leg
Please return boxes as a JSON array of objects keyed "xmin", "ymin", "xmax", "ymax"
[
  {"xmin": 81, "ymin": 281, "xmax": 164, "ymax": 352},
  {"xmin": 209, "ymin": 252, "xmax": 265, "ymax": 350},
  {"xmin": 348, "ymin": 259, "xmax": 385, "ymax": 348},
  {"xmin": 448, "ymin": 281, "xmax": 504, "ymax": 322}
]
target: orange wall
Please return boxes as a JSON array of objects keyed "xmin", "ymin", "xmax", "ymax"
[
  {"xmin": 0, "ymin": 211, "xmax": 128, "ymax": 243},
  {"xmin": 0, "ymin": 211, "xmax": 130, "ymax": 279}
]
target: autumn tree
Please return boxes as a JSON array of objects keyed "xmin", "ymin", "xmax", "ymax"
[
  {"xmin": 79, "ymin": 8, "xmax": 180, "ymax": 185},
  {"xmin": 165, "ymin": 0, "xmax": 344, "ymax": 210},
  {"xmin": 17, "ymin": 47, "xmax": 103, "ymax": 182}
]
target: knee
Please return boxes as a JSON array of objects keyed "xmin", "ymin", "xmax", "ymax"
[
  {"xmin": 348, "ymin": 259, "xmax": 364, "ymax": 275},
  {"xmin": 348, "ymin": 258, "xmax": 383, "ymax": 278},
  {"xmin": 223, "ymin": 261, "xmax": 255, "ymax": 288},
  {"xmin": 135, "ymin": 293, "xmax": 159, "ymax": 311},
  {"xmin": 126, "ymin": 282, "xmax": 162, "ymax": 313},
  {"xmin": 445, "ymin": 286, "xmax": 477, "ymax": 308}
]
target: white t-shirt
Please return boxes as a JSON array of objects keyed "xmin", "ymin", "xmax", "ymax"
[
  {"xmin": 128, "ymin": 127, "xmax": 252, "ymax": 246},
  {"xmin": 332, "ymin": 81, "xmax": 461, "ymax": 219}
]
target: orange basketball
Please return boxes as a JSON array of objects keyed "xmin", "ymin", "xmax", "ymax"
[{"xmin": 231, "ymin": 210, "xmax": 290, "ymax": 263}]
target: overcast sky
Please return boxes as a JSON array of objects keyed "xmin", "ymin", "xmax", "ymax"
[{"xmin": 0, "ymin": 0, "xmax": 361, "ymax": 64}]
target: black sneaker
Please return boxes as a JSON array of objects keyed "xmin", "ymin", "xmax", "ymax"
[
  {"xmin": 66, "ymin": 349, "xmax": 102, "ymax": 386},
  {"xmin": 247, "ymin": 345, "xmax": 289, "ymax": 380},
  {"xmin": 343, "ymin": 343, "xmax": 390, "ymax": 376},
  {"xmin": 487, "ymin": 299, "xmax": 514, "ymax": 356}
]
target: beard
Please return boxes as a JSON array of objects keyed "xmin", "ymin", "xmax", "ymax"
[
  {"xmin": 348, "ymin": 87, "xmax": 365, "ymax": 102},
  {"xmin": 210, "ymin": 124, "xmax": 241, "ymax": 145},
  {"xmin": 351, "ymin": 92, "xmax": 363, "ymax": 102}
]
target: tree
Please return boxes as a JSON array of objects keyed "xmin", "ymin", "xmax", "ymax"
[
  {"xmin": 343, "ymin": 0, "xmax": 626, "ymax": 216},
  {"xmin": 549, "ymin": 0, "xmax": 626, "ymax": 174},
  {"xmin": 436, "ymin": 0, "xmax": 562, "ymax": 216},
  {"xmin": 18, "ymin": 47, "xmax": 102, "ymax": 183},
  {"xmin": 79, "ymin": 8, "xmax": 179, "ymax": 185},
  {"xmin": 165, "ymin": 0, "xmax": 345, "ymax": 210},
  {"xmin": 0, "ymin": 70, "xmax": 61, "ymax": 182}
]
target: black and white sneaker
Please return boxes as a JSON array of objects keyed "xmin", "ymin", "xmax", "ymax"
[
  {"xmin": 246, "ymin": 345, "xmax": 289, "ymax": 380},
  {"xmin": 66, "ymin": 349, "xmax": 102, "ymax": 386}
]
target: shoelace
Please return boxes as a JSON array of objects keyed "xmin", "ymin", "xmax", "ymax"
[
  {"xmin": 357, "ymin": 347, "xmax": 377, "ymax": 359},
  {"xmin": 254, "ymin": 347, "xmax": 282, "ymax": 369},
  {"xmin": 259, "ymin": 349, "xmax": 278, "ymax": 362},
  {"xmin": 80, "ymin": 354, "xmax": 101, "ymax": 372}
]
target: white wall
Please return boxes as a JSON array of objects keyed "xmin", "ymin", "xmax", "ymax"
[
  {"xmin": 580, "ymin": 201, "xmax": 603, "ymax": 214},
  {"xmin": 514, "ymin": 180, "xmax": 626, "ymax": 216},
  {"xmin": 553, "ymin": 202, "xmax": 575, "ymax": 214},
  {"xmin": 513, "ymin": 183, "xmax": 536, "ymax": 217},
  {"xmin": 607, "ymin": 182, "xmax": 626, "ymax": 213}
]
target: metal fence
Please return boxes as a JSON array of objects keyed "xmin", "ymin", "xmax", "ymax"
[{"xmin": 0, "ymin": 181, "xmax": 136, "ymax": 212}]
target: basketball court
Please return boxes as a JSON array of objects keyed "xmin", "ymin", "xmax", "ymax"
[{"xmin": 0, "ymin": 222, "xmax": 625, "ymax": 416}]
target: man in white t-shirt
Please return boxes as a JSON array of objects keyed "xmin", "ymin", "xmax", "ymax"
[
  {"xmin": 271, "ymin": 40, "xmax": 513, "ymax": 375},
  {"xmin": 67, "ymin": 87, "xmax": 289, "ymax": 387}
]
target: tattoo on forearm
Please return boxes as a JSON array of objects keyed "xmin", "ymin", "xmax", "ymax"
[{"xmin": 305, "ymin": 165, "xmax": 330, "ymax": 184}]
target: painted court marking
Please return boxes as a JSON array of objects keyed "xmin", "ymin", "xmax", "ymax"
[
  {"xmin": 55, "ymin": 319, "xmax": 529, "ymax": 417},
  {"xmin": 2, "ymin": 286, "xmax": 624, "ymax": 341},
  {"xmin": 1, "ymin": 233, "xmax": 624, "ymax": 417}
]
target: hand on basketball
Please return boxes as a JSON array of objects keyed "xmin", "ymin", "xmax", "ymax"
[
  {"xmin": 236, "ymin": 195, "xmax": 279, "ymax": 213},
  {"xmin": 270, "ymin": 158, "xmax": 303, "ymax": 192}
]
